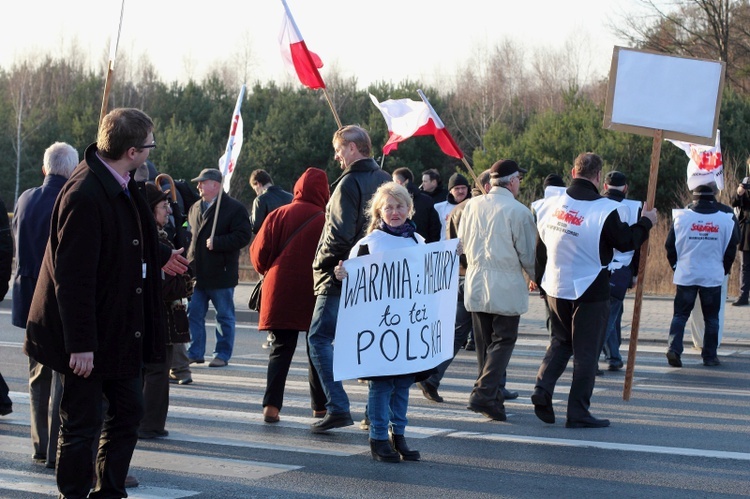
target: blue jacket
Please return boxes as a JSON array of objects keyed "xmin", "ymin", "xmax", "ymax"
[{"xmin": 11, "ymin": 174, "xmax": 68, "ymax": 327}]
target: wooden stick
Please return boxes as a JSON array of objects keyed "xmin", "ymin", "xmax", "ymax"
[
  {"xmin": 98, "ymin": 0, "xmax": 125, "ymax": 127},
  {"xmin": 322, "ymin": 88, "xmax": 342, "ymax": 129},
  {"xmin": 623, "ymin": 129, "xmax": 663, "ymax": 401},
  {"xmin": 459, "ymin": 157, "xmax": 486, "ymax": 195},
  {"xmin": 98, "ymin": 67, "xmax": 114, "ymax": 127}
]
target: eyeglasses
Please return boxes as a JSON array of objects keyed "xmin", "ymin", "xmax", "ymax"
[{"xmin": 138, "ymin": 140, "xmax": 157, "ymax": 150}]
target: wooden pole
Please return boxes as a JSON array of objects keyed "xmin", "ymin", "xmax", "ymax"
[
  {"xmin": 460, "ymin": 157, "xmax": 486, "ymax": 195},
  {"xmin": 322, "ymin": 88, "xmax": 342, "ymax": 129},
  {"xmin": 623, "ymin": 129, "xmax": 663, "ymax": 401},
  {"xmin": 98, "ymin": 0, "xmax": 125, "ymax": 127}
]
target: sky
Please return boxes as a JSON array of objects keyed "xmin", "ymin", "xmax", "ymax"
[{"xmin": 0, "ymin": 0, "xmax": 644, "ymax": 90}]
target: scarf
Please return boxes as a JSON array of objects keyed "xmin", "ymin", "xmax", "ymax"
[{"xmin": 378, "ymin": 219, "xmax": 417, "ymax": 241}]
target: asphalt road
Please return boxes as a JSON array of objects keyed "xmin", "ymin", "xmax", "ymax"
[{"xmin": 1, "ymin": 299, "xmax": 749, "ymax": 498}]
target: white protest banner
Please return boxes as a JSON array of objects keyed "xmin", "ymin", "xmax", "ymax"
[{"xmin": 333, "ymin": 239, "xmax": 459, "ymax": 381}]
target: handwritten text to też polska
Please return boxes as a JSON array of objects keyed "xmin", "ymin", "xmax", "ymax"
[{"xmin": 342, "ymin": 249, "xmax": 458, "ymax": 365}]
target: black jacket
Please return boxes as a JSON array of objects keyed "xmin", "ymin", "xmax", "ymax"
[
  {"xmin": 731, "ymin": 191, "xmax": 750, "ymax": 251},
  {"xmin": 250, "ymin": 185, "xmax": 293, "ymax": 234},
  {"xmin": 535, "ymin": 178, "xmax": 653, "ymax": 302},
  {"xmin": 312, "ymin": 158, "xmax": 391, "ymax": 295},
  {"xmin": 405, "ymin": 182, "xmax": 441, "ymax": 243},
  {"xmin": 188, "ymin": 193, "xmax": 252, "ymax": 289},
  {"xmin": 0, "ymin": 196, "xmax": 11, "ymax": 302}
]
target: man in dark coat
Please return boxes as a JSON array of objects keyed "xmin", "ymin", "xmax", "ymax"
[
  {"xmin": 186, "ymin": 168, "xmax": 252, "ymax": 367},
  {"xmin": 12, "ymin": 141, "xmax": 78, "ymax": 468},
  {"xmin": 249, "ymin": 168, "xmax": 293, "ymax": 234},
  {"xmin": 392, "ymin": 166, "xmax": 441, "ymax": 242},
  {"xmin": 730, "ymin": 175, "xmax": 750, "ymax": 305},
  {"xmin": 24, "ymin": 108, "xmax": 188, "ymax": 498},
  {"xmin": 420, "ymin": 168, "xmax": 448, "ymax": 203},
  {"xmin": 308, "ymin": 125, "xmax": 390, "ymax": 433}
]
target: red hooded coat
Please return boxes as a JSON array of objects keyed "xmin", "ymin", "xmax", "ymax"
[{"xmin": 250, "ymin": 167, "xmax": 329, "ymax": 331}]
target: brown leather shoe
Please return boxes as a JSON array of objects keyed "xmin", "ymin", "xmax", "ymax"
[{"xmin": 263, "ymin": 405, "xmax": 280, "ymax": 423}]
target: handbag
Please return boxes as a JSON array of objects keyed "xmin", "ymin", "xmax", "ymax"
[
  {"xmin": 248, "ymin": 210, "xmax": 324, "ymax": 311},
  {"xmin": 248, "ymin": 277, "xmax": 263, "ymax": 312}
]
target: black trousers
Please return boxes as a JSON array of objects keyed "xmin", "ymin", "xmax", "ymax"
[
  {"xmin": 263, "ymin": 330, "xmax": 326, "ymax": 412},
  {"xmin": 469, "ymin": 312, "xmax": 519, "ymax": 406},
  {"xmin": 57, "ymin": 374, "xmax": 143, "ymax": 499},
  {"xmin": 141, "ymin": 344, "xmax": 175, "ymax": 433},
  {"xmin": 535, "ymin": 297, "xmax": 609, "ymax": 420},
  {"xmin": 29, "ymin": 359, "xmax": 63, "ymax": 463}
]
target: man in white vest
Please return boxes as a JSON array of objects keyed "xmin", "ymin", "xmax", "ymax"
[
  {"xmin": 600, "ymin": 171, "xmax": 643, "ymax": 372},
  {"xmin": 533, "ymin": 152, "xmax": 656, "ymax": 428},
  {"xmin": 665, "ymin": 184, "xmax": 738, "ymax": 367}
]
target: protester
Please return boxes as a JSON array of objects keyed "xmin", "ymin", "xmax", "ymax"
[
  {"xmin": 533, "ymin": 152, "xmax": 656, "ymax": 429},
  {"xmin": 420, "ymin": 168, "xmax": 448, "ymax": 203},
  {"xmin": 460, "ymin": 160, "xmax": 536, "ymax": 421},
  {"xmin": 730, "ymin": 174, "xmax": 750, "ymax": 305},
  {"xmin": 11, "ymin": 142, "xmax": 78, "ymax": 467},
  {"xmin": 249, "ymin": 168, "xmax": 294, "ymax": 349},
  {"xmin": 250, "ymin": 167, "xmax": 328, "ymax": 423},
  {"xmin": 186, "ymin": 168, "xmax": 252, "ymax": 368},
  {"xmin": 308, "ymin": 125, "xmax": 390, "ymax": 434},
  {"xmin": 434, "ymin": 172, "xmax": 471, "ymax": 240},
  {"xmin": 139, "ymin": 184, "xmax": 194, "ymax": 439},
  {"xmin": 392, "ymin": 166, "xmax": 441, "ymax": 242},
  {"xmin": 335, "ymin": 182, "xmax": 423, "ymax": 462},
  {"xmin": 665, "ymin": 184, "xmax": 738, "ymax": 367},
  {"xmin": 24, "ymin": 108, "xmax": 189, "ymax": 497},
  {"xmin": 600, "ymin": 171, "xmax": 643, "ymax": 372},
  {"xmin": 417, "ymin": 169, "xmax": 517, "ymax": 404}
]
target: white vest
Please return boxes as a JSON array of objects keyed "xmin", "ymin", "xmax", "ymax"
[
  {"xmin": 672, "ymin": 209, "xmax": 734, "ymax": 287},
  {"xmin": 433, "ymin": 200, "xmax": 456, "ymax": 241},
  {"xmin": 609, "ymin": 198, "xmax": 642, "ymax": 270},
  {"xmin": 531, "ymin": 186, "xmax": 566, "ymax": 218},
  {"xmin": 537, "ymin": 195, "xmax": 620, "ymax": 300}
]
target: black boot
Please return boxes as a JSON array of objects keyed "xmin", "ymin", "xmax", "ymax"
[
  {"xmin": 369, "ymin": 438, "xmax": 400, "ymax": 463},
  {"xmin": 390, "ymin": 433, "xmax": 420, "ymax": 461}
]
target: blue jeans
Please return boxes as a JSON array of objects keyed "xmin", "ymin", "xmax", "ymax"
[
  {"xmin": 308, "ymin": 294, "xmax": 350, "ymax": 414},
  {"xmin": 668, "ymin": 285, "xmax": 721, "ymax": 359},
  {"xmin": 368, "ymin": 376, "xmax": 412, "ymax": 440},
  {"xmin": 187, "ymin": 286, "xmax": 236, "ymax": 362},
  {"xmin": 602, "ymin": 296, "xmax": 623, "ymax": 363}
]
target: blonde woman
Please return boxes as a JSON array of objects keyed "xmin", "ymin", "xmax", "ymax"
[{"xmin": 335, "ymin": 182, "xmax": 424, "ymax": 463}]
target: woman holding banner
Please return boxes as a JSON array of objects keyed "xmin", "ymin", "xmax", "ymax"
[{"xmin": 334, "ymin": 182, "xmax": 424, "ymax": 463}]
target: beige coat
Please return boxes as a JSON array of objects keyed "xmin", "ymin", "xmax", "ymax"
[{"xmin": 458, "ymin": 186, "xmax": 536, "ymax": 316}]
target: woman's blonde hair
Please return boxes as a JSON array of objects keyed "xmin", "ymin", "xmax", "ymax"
[{"xmin": 366, "ymin": 181, "xmax": 414, "ymax": 233}]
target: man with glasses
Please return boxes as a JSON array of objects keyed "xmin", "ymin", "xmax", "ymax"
[{"xmin": 25, "ymin": 108, "xmax": 189, "ymax": 497}]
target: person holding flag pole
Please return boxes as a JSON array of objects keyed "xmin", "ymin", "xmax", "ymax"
[{"xmin": 185, "ymin": 86, "xmax": 252, "ymax": 368}]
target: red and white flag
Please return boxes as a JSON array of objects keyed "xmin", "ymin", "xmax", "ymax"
[
  {"xmin": 668, "ymin": 130, "xmax": 724, "ymax": 191},
  {"xmin": 278, "ymin": 0, "xmax": 325, "ymax": 89},
  {"xmin": 219, "ymin": 85, "xmax": 246, "ymax": 193},
  {"xmin": 370, "ymin": 92, "xmax": 463, "ymax": 158}
]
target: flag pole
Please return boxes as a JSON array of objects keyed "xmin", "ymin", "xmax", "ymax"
[
  {"xmin": 99, "ymin": 0, "xmax": 125, "ymax": 127},
  {"xmin": 322, "ymin": 88, "xmax": 342, "ymax": 129},
  {"xmin": 210, "ymin": 84, "xmax": 246, "ymax": 241},
  {"xmin": 623, "ymin": 129, "xmax": 663, "ymax": 401},
  {"xmin": 416, "ymin": 89, "xmax": 485, "ymax": 195}
]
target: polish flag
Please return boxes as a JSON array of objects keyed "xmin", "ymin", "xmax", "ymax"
[
  {"xmin": 370, "ymin": 92, "xmax": 463, "ymax": 158},
  {"xmin": 278, "ymin": 0, "xmax": 325, "ymax": 89},
  {"xmin": 219, "ymin": 85, "xmax": 246, "ymax": 193},
  {"xmin": 668, "ymin": 130, "xmax": 724, "ymax": 191}
]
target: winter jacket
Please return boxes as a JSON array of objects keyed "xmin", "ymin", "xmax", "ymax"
[
  {"xmin": 25, "ymin": 143, "xmax": 170, "ymax": 378},
  {"xmin": 250, "ymin": 167, "xmax": 328, "ymax": 331},
  {"xmin": 187, "ymin": 192, "xmax": 252, "ymax": 289},
  {"xmin": 250, "ymin": 185, "xmax": 293, "ymax": 234},
  {"xmin": 312, "ymin": 158, "xmax": 390, "ymax": 295}
]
